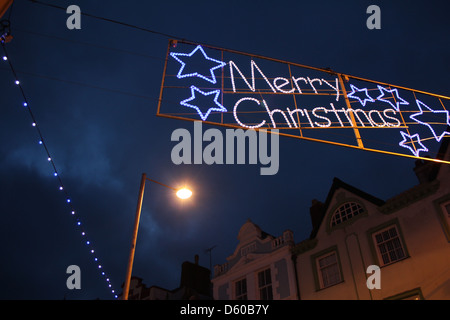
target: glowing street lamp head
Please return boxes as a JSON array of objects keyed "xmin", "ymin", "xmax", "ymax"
[{"xmin": 176, "ymin": 187, "xmax": 192, "ymax": 199}]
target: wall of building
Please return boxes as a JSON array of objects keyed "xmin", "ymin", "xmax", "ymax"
[
  {"xmin": 212, "ymin": 220, "xmax": 298, "ymax": 300},
  {"xmin": 294, "ymin": 146, "xmax": 450, "ymax": 300}
]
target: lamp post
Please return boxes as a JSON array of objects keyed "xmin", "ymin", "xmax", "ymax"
[{"xmin": 122, "ymin": 173, "xmax": 192, "ymax": 300}]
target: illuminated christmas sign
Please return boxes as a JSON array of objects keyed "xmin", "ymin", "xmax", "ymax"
[{"xmin": 157, "ymin": 40, "xmax": 450, "ymax": 164}]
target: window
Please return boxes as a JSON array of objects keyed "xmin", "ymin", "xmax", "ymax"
[
  {"xmin": 316, "ymin": 251, "xmax": 342, "ymax": 288},
  {"xmin": 257, "ymin": 268, "xmax": 273, "ymax": 300},
  {"xmin": 331, "ymin": 202, "xmax": 365, "ymax": 227},
  {"xmin": 443, "ymin": 201, "xmax": 450, "ymax": 234},
  {"xmin": 234, "ymin": 278, "xmax": 247, "ymax": 300},
  {"xmin": 445, "ymin": 202, "xmax": 450, "ymax": 217},
  {"xmin": 433, "ymin": 196, "xmax": 450, "ymax": 242},
  {"xmin": 373, "ymin": 225, "xmax": 406, "ymax": 266}
]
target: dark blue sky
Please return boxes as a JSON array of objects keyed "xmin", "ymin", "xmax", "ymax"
[{"xmin": 0, "ymin": 0, "xmax": 449, "ymax": 300}]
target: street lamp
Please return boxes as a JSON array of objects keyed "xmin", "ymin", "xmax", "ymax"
[{"xmin": 122, "ymin": 173, "xmax": 192, "ymax": 300}]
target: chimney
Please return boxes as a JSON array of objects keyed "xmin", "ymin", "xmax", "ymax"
[
  {"xmin": 413, "ymin": 158, "xmax": 437, "ymax": 184},
  {"xmin": 179, "ymin": 255, "xmax": 211, "ymax": 297},
  {"xmin": 310, "ymin": 199, "xmax": 325, "ymax": 231}
]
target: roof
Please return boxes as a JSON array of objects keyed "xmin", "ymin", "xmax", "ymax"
[
  {"xmin": 308, "ymin": 135, "xmax": 450, "ymax": 239},
  {"xmin": 413, "ymin": 131, "xmax": 450, "ymax": 182},
  {"xmin": 309, "ymin": 177, "xmax": 385, "ymax": 239}
]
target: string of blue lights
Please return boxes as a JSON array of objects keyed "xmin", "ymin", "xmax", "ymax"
[{"xmin": 1, "ymin": 42, "xmax": 118, "ymax": 299}]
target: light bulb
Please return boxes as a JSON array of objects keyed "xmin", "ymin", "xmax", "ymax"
[{"xmin": 176, "ymin": 187, "xmax": 192, "ymax": 199}]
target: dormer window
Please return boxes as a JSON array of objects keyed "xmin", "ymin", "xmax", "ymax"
[{"xmin": 331, "ymin": 202, "xmax": 365, "ymax": 227}]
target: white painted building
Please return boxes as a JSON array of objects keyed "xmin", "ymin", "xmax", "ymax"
[
  {"xmin": 213, "ymin": 139, "xmax": 450, "ymax": 300},
  {"xmin": 212, "ymin": 220, "xmax": 299, "ymax": 300},
  {"xmin": 293, "ymin": 139, "xmax": 450, "ymax": 300}
]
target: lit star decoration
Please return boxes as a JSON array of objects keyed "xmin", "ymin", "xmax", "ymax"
[
  {"xmin": 180, "ymin": 85, "xmax": 227, "ymax": 121},
  {"xmin": 347, "ymin": 84, "xmax": 375, "ymax": 106},
  {"xmin": 376, "ymin": 85, "xmax": 409, "ymax": 111},
  {"xmin": 410, "ymin": 99, "xmax": 450, "ymax": 142},
  {"xmin": 398, "ymin": 131, "xmax": 428, "ymax": 157},
  {"xmin": 1, "ymin": 45, "xmax": 118, "ymax": 299},
  {"xmin": 170, "ymin": 45, "xmax": 226, "ymax": 84}
]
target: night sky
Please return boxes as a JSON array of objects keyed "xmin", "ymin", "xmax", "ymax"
[{"xmin": 0, "ymin": 0, "xmax": 449, "ymax": 300}]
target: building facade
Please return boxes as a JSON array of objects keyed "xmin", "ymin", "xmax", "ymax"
[
  {"xmin": 119, "ymin": 255, "xmax": 212, "ymax": 300},
  {"xmin": 212, "ymin": 219, "xmax": 298, "ymax": 300},
  {"xmin": 213, "ymin": 140, "xmax": 450, "ymax": 300},
  {"xmin": 292, "ymin": 141, "xmax": 450, "ymax": 300}
]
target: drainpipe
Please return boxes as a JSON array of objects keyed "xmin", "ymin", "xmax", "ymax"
[{"xmin": 291, "ymin": 254, "xmax": 301, "ymax": 300}]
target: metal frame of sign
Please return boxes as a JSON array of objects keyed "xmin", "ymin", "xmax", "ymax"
[{"xmin": 157, "ymin": 39, "xmax": 450, "ymax": 165}]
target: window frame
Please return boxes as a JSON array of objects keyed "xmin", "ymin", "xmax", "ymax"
[
  {"xmin": 326, "ymin": 198, "xmax": 368, "ymax": 233},
  {"xmin": 331, "ymin": 201, "xmax": 365, "ymax": 227},
  {"xmin": 433, "ymin": 194, "xmax": 450, "ymax": 241},
  {"xmin": 372, "ymin": 225, "xmax": 407, "ymax": 266},
  {"xmin": 234, "ymin": 277, "xmax": 248, "ymax": 300},
  {"xmin": 256, "ymin": 267, "xmax": 273, "ymax": 300},
  {"xmin": 311, "ymin": 246, "xmax": 344, "ymax": 291},
  {"xmin": 367, "ymin": 218, "xmax": 409, "ymax": 268}
]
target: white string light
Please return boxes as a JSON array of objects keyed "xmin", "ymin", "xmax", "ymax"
[
  {"xmin": 273, "ymin": 77, "xmax": 295, "ymax": 93},
  {"xmin": 167, "ymin": 43, "xmax": 448, "ymax": 163},
  {"xmin": 346, "ymin": 84, "xmax": 375, "ymax": 106},
  {"xmin": 376, "ymin": 85, "xmax": 409, "ymax": 111},
  {"xmin": 311, "ymin": 107, "xmax": 332, "ymax": 127},
  {"xmin": 228, "ymin": 60, "xmax": 341, "ymax": 100},
  {"xmin": 179, "ymin": 85, "xmax": 227, "ymax": 121},
  {"xmin": 410, "ymin": 99, "xmax": 450, "ymax": 142},
  {"xmin": 262, "ymin": 99, "xmax": 293, "ymax": 128},
  {"xmin": 233, "ymin": 97, "xmax": 402, "ymax": 129},
  {"xmin": 233, "ymin": 97, "xmax": 266, "ymax": 129},
  {"xmin": 170, "ymin": 44, "xmax": 226, "ymax": 84},
  {"xmin": 307, "ymin": 77, "xmax": 322, "ymax": 94},
  {"xmin": 2, "ymin": 44, "xmax": 118, "ymax": 299},
  {"xmin": 398, "ymin": 131, "xmax": 428, "ymax": 157},
  {"xmin": 229, "ymin": 59, "xmax": 276, "ymax": 93},
  {"xmin": 322, "ymin": 78, "xmax": 340, "ymax": 101}
]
